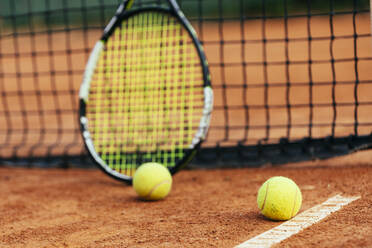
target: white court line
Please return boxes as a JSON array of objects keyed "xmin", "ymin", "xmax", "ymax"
[{"xmin": 235, "ymin": 194, "xmax": 360, "ymax": 248}]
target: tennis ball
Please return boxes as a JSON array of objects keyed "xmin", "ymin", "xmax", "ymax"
[
  {"xmin": 132, "ymin": 162, "xmax": 172, "ymax": 201},
  {"xmin": 257, "ymin": 176, "xmax": 302, "ymax": 221}
]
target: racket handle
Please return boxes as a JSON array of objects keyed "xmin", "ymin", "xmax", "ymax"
[
  {"xmin": 168, "ymin": 0, "xmax": 181, "ymax": 12},
  {"xmin": 103, "ymin": 0, "xmax": 134, "ymax": 39}
]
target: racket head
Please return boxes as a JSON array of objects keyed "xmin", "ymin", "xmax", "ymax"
[{"xmin": 79, "ymin": 6, "xmax": 213, "ymax": 183}]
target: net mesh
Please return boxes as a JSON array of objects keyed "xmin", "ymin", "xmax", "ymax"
[
  {"xmin": 0, "ymin": 0, "xmax": 371, "ymax": 167},
  {"xmin": 85, "ymin": 10, "xmax": 204, "ymax": 174}
]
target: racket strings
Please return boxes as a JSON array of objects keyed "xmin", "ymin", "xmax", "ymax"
[{"xmin": 87, "ymin": 11, "xmax": 204, "ymax": 173}]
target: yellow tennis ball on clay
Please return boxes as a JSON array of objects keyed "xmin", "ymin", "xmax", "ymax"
[
  {"xmin": 133, "ymin": 162, "xmax": 172, "ymax": 201},
  {"xmin": 257, "ymin": 176, "xmax": 302, "ymax": 221}
]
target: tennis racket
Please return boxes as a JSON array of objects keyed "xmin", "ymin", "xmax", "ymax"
[{"xmin": 79, "ymin": 0, "xmax": 213, "ymax": 184}]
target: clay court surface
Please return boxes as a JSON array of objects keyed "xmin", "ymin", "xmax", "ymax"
[
  {"xmin": 0, "ymin": 160, "xmax": 372, "ymax": 247},
  {"xmin": 1, "ymin": 13, "xmax": 372, "ymax": 247}
]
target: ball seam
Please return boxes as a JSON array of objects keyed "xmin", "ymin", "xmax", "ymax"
[
  {"xmin": 260, "ymin": 180, "xmax": 270, "ymax": 211},
  {"xmin": 145, "ymin": 179, "xmax": 171, "ymax": 200},
  {"xmin": 291, "ymin": 186, "xmax": 298, "ymax": 218}
]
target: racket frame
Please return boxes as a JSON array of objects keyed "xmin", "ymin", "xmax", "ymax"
[{"xmin": 79, "ymin": 1, "xmax": 213, "ymax": 183}]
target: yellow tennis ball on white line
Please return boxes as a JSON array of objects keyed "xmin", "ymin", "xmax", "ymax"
[
  {"xmin": 133, "ymin": 162, "xmax": 172, "ymax": 201},
  {"xmin": 257, "ymin": 176, "xmax": 302, "ymax": 221}
]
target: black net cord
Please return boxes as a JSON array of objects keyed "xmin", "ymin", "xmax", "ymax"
[
  {"xmin": 306, "ymin": 0, "xmax": 314, "ymax": 138},
  {"xmin": 352, "ymin": 0, "xmax": 360, "ymax": 136}
]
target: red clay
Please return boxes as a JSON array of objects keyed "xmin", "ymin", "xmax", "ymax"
[{"xmin": 0, "ymin": 163, "xmax": 371, "ymax": 247}]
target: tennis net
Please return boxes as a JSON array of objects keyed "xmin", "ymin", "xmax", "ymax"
[{"xmin": 0, "ymin": 0, "xmax": 371, "ymax": 167}]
